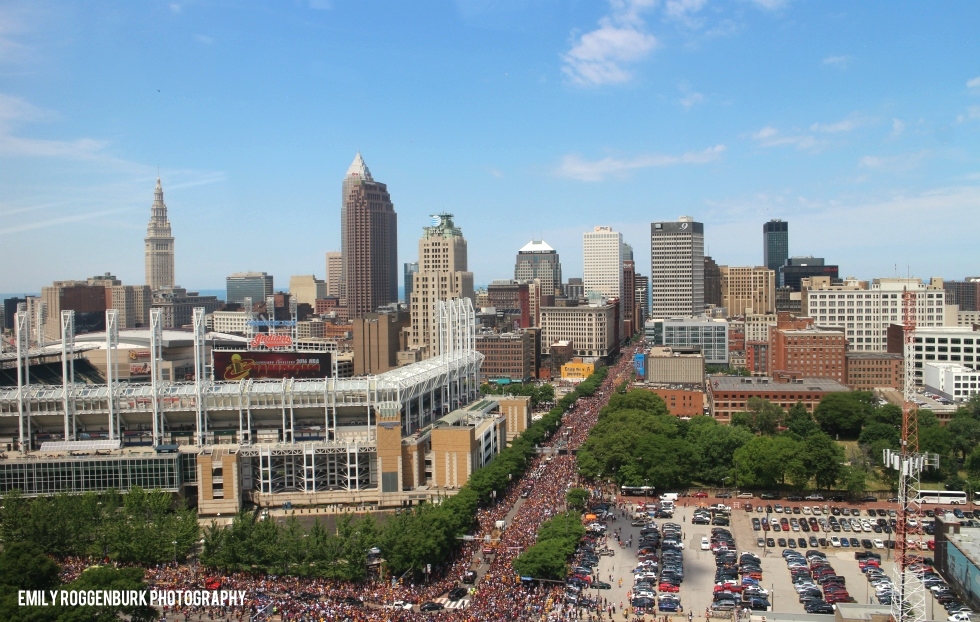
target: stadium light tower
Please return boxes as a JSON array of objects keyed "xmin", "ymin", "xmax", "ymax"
[{"xmin": 883, "ymin": 288, "xmax": 938, "ymax": 622}]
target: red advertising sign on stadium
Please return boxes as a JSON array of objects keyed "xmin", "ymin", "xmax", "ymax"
[
  {"xmin": 213, "ymin": 351, "xmax": 331, "ymax": 381},
  {"xmin": 249, "ymin": 334, "xmax": 293, "ymax": 349}
]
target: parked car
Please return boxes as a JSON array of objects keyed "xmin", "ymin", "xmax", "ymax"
[{"xmin": 420, "ymin": 602, "xmax": 444, "ymax": 612}]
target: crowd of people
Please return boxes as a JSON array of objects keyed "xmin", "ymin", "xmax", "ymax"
[{"xmin": 56, "ymin": 346, "xmax": 645, "ymax": 621}]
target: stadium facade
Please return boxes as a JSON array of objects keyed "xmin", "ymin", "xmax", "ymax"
[{"xmin": 0, "ymin": 299, "xmax": 524, "ymax": 515}]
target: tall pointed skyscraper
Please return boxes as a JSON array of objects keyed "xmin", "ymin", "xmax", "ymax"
[
  {"xmin": 144, "ymin": 178, "xmax": 175, "ymax": 290},
  {"xmin": 341, "ymin": 153, "xmax": 398, "ymax": 318}
]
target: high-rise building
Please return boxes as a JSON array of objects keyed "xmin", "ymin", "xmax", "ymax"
[
  {"xmin": 583, "ymin": 226, "xmax": 623, "ymax": 302},
  {"xmin": 565, "ymin": 278, "xmax": 584, "ymax": 301},
  {"xmin": 644, "ymin": 316, "xmax": 728, "ymax": 364},
  {"xmin": 634, "ymin": 275, "xmax": 649, "ymax": 322},
  {"xmin": 341, "ymin": 153, "xmax": 397, "ymax": 318},
  {"xmin": 352, "ymin": 310, "xmax": 409, "ymax": 376},
  {"xmin": 944, "ymin": 278, "xmax": 980, "ymax": 312},
  {"xmin": 769, "ymin": 313, "xmax": 847, "ymax": 383},
  {"xmin": 151, "ymin": 287, "xmax": 222, "ymax": 329},
  {"xmin": 541, "ymin": 298, "xmax": 619, "ymax": 358},
  {"xmin": 144, "ymin": 178, "xmax": 175, "ymax": 290},
  {"xmin": 763, "ymin": 219, "xmax": 788, "ymax": 273},
  {"xmin": 650, "ymin": 216, "xmax": 704, "ymax": 317},
  {"xmin": 410, "ymin": 214, "xmax": 474, "ymax": 357},
  {"xmin": 40, "ymin": 279, "xmax": 108, "ymax": 340},
  {"xmin": 404, "ymin": 261, "xmax": 419, "ymax": 303},
  {"xmin": 325, "ymin": 251, "xmax": 342, "ymax": 298},
  {"xmin": 704, "ymin": 256, "xmax": 722, "ymax": 308},
  {"xmin": 803, "ymin": 276, "xmax": 948, "ymax": 351},
  {"xmin": 719, "ymin": 266, "xmax": 776, "ymax": 316},
  {"xmin": 622, "ymin": 259, "xmax": 636, "ymax": 337},
  {"xmin": 779, "ymin": 256, "xmax": 838, "ymax": 290},
  {"xmin": 621, "ymin": 242, "xmax": 634, "ymax": 261},
  {"xmin": 226, "ymin": 272, "xmax": 273, "ymax": 305},
  {"xmin": 514, "ymin": 240, "xmax": 562, "ymax": 296},
  {"xmin": 289, "ymin": 275, "xmax": 326, "ymax": 307}
]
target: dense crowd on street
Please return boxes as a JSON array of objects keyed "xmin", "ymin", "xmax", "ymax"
[{"xmin": 56, "ymin": 347, "xmax": 643, "ymax": 621}]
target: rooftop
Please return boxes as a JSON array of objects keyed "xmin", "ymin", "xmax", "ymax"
[
  {"xmin": 709, "ymin": 376, "xmax": 851, "ymax": 392},
  {"xmin": 345, "ymin": 152, "xmax": 373, "ymax": 181},
  {"xmin": 845, "ymin": 352, "xmax": 903, "ymax": 360},
  {"xmin": 518, "ymin": 240, "xmax": 555, "ymax": 253}
]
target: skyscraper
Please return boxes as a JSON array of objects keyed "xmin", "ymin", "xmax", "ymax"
[
  {"xmin": 583, "ymin": 226, "xmax": 623, "ymax": 302},
  {"xmin": 325, "ymin": 251, "xmax": 342, "ymax": 298},
  {"xmin": 144, "ymin": 178, "xmax": 175, "ymax": 290},
  {"xmin": 342, "ymin": 153, "xmax": 398, "ymax": 319},
  {"xmin": 763, "ymin": 219, "xmax": 789, "ymax": 273},
  {"xmin": 404, "ymin": 261, "xmax": 419, "ymax": 302},
  {"xmin": 650, "ymin": 216, "xmax": 705, "ymax": 317},
  {"xmin": 410, "ymin": 214, "xmax": 474, "ymax": 357},
  {"xmin": 514, "ymin": 240, "xmax": 562, "ymax": 296},
  {"xmin": 226, "ymin": 272, "xmax": 273, "ymax": 305}
]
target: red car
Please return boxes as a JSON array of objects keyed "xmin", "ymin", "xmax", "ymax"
[
  {"xmin": 693, "ymin": 491, "xmax": 708, "ymax": 498},
  {"xmin": 659, "ymin": 582, "xmax": 680, "ymax": 592}
]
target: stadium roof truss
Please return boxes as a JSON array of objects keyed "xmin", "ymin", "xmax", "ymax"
[{"xmin": 0, "ymin": 350, "xmax": 484, "ymax": 449}]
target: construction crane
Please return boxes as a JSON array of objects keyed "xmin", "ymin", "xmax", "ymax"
[{"xmin": 884, "ymin": 288, "xmax": 938, "ymax": 622}]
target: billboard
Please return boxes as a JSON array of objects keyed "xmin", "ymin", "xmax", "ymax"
[
  {"xmin": 633, "ymin": 352, "xmax": 646, "ymax": 378},
  {"xmin": 213, "ymin": 351, "xmax": 332, "ymax": 381}
]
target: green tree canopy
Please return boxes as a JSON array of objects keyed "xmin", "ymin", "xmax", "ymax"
[{"xmin": 813, "ymin": 392, "xmax": 874, "ymax": 439}]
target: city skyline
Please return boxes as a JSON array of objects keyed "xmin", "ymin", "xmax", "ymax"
[{"xmin": 1, "ymin": 1, "xmax": 979, "ymax": 294}]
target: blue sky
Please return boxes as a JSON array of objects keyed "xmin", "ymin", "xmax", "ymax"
[{"xmin": 1, "ymin": 0, "xmax": 979, "ymax": 295}]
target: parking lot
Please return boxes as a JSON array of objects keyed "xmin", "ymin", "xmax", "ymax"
[{"xmin": 580, "ymin": 495, "xmax": 954, "ymax": 619}]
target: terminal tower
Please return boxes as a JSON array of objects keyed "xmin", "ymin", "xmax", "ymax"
[{"xmin": 144, "ymin": 178, "xmax": 175, "ymax": 290}]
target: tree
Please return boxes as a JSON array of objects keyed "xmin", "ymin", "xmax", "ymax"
[
  {"xmin": 843, "ymin": 465, "xmax": 868, "ymax": 495},
  {"xmin": 802, "ymin": 433, "xmax": 846, "ymax": 489},
  {"xmin": 948, "ymin": 416, "xmax": 980, "ymax": 461},
  {"xmin": 858, "ymin": 423, "xmax": 900, "ymax": 448},
  {"xmin": 566, "ymin": 488, "xmax": 589, "ymax": 512},
  {"xmin": 966, "ymin": 446, "xmax": 980, "ymax": 479},
  {"xmin": 0, "ymin": 541, "xmax": 60, "ymax": 591},
  {"xmin": 785, "ymin": 402, "xmax": 820, "ymax": 438},
  {"xmin": 746, "ymin": 397, "xmax": 783, "ymax": 436},
  {"xmin": 734, "ymin": 436, "xmax": 801, "ymax": 488},
  {"xmin": 684, "ymin": 419, "xmax": 754, "ymax": 485},
  {"xmin": 512, "ymin": 539, "xmax": 573, "ymax": 580},
  {"xmin": 869, "ymin": 404, "xmax": 902, "ymax": 427},
  {"xmin": 813, "ymin": 392, "xmax": 873, "ymax": 439}
]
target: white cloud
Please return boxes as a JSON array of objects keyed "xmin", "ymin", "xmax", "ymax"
[
  {"xmin": 750, "ymin": 0, "xmax": 788, "ymax": 10},
  {"xmin": 195, "ymin": 34, "xmax": 214, "ymax": 45},
  {"xmin": 956, "ymin": 106, "xmax": 980, "ymax": 123},
  {"xmin": 555, "ymin": 145, "xmax": 726, "ymax": 181},
  {"xmin": 0, "ymin": 93, "xmax": 56, "ymax": 127},
  {"xmin": 169, "ymin": 3, "xmax": 182, "ymax": 14},
  {"xmin": 858, "ymin": 151, "xmax": 927, "ymax": 173},
  {"xmin": 308, "ymin": 0, "xmax": 332, "ymax": 9},
  {"xmin": 664, "ymin": 0, "xmax": 707, "ymax": 26},
  {"xmin": 891, "ymin": 118, "xmax": 905, "ymax": 137},
  {"xmin": 679, "ymin": 91, "xmax": 704, "ymax": 109},
  {"xmin": 809, "ymin": 114, "xmax": 868, "ymax": 134},
  {"xmin": 967, "ymin": 76, "xmax": 980, "ymax": 90},
  {"xmin": 0, "ymin": 208, "xmax": 130, "ymax": 236},
  {"xmin": 749, "ymin": 126, "xmax": 820, "ymax": 150},
  {"xmin": 822, "ymin": 55, "xmax": 849, "ymax": 68},
  {"xmin": 561, "ymin": 0, "xmax": 658, "ymax": 87},
  {"xmin": 677, "ymin": 81, "xmax": 705, "ymax": 109}
]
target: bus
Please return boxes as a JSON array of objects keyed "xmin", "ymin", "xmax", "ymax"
[{"xmin": 915, "ymin": 490, "xmax": 968, "ymax": 505}]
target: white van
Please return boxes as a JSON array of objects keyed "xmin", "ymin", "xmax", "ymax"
[{"xmin": 660, "ymin": 493, "xmax": 679, "ymax": 503}]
